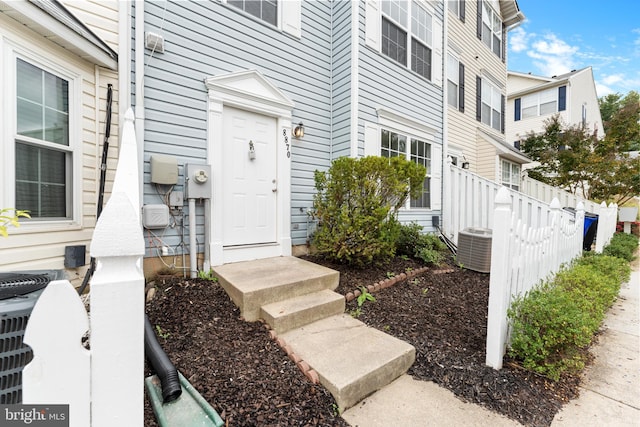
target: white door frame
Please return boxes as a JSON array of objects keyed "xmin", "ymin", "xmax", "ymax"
[{"xmin": 205, "ymin": 70, "xmax": 294, "ymax": 266}]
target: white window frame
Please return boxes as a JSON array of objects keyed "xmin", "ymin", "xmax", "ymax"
[
  {"xmin": 375, "ymin": 0, "xmax": 440, "ymax": 84},
  {"xmin": 225, "ymin": 0, "xmax": 301, "ymax": 38},
  {"xmin": 521, "ymin": 88, "xmax": 558, "ymax": 119},
  {"xmin": 2, "ymin": 40, "xmax": 82, "ymax": 229},
  {"xmin": 481, "ymin": 77, "xmax": 502, "ymax": 131},
  {"xmin": 363, "ymin": 109, "xmax": 442, "ymax": 211},
  {"xmin": 501, "ymin": 159, "xmax": 521, "ymax": 191},
  {"xmin": 481, "ymin": 1, "xmax": 502, "ymax": 58},
  {"xmin": 447, "ymin": 53, "xmax": 460, "ymax": 109}
]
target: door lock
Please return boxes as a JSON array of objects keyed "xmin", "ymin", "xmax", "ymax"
[{"xmin": 248, "ymin": 140, "xmax": 256, "ymax": 160}]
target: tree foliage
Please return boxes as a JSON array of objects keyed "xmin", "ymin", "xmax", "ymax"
[
  {"xmin": 312, "ymin": 156, "xmax": 426, "ymax": 266},
  {"xmin": 521, "ymin": 91, "xmax": 640, "ymax": 205}
]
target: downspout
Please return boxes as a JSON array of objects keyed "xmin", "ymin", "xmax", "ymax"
[
  {"xmin": 329, "ymin": 1, "xmax": 334, "ymax": 161},
  {"xmin": 441, "ymin": 4, "xmax": 449, "ymax": 237},
  {"xmin": 135, "ymin": 0, "xmax": 145, "ymax": 208}
]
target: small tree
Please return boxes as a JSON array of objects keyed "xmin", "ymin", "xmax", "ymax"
[
  {"xmin": 312, "ymin": 156, "xmax": 425, "ymax": 266},
  {"xmin": 0, "ymin": 208, "xmax": 30, "ymax": 237}
]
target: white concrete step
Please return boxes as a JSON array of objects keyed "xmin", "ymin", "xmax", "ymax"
[
  {"xmin": 260, "ymin": 289, "xmax": 345, "ymax": 334},
  {"xmin": 281, "ymin": 314, "xmax": 416, "ymax": 411}
]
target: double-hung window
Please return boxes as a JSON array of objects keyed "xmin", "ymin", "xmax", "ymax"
[
  {"xmin": 447, "ymin": 53, "xmax": 465, "ymax": 111},
  {"xmin": 227, "ymin": 0, "xmax": 301, "ymax": 38},
  {"xmin": 478, "ymin": 1, "xmax": 503, "ymax": 59},
  {"xmin": 477, "ymin": 76, "xmax": 504, "ymax": 132},
  {"xmin": 514, "ymin": 86, "xmax": 567, "ymax": 120},
  {"xmin": 380, "ymin": 128, "xmax": 431, "ymax": 209},
  {"xmin": 448, "ymin": 0, "xmax": 465, "ymax": 21},
  {"xmin": 381, "ymin": 1, "xmax": 434, "ymax": 81},
  {"xmin": 501, "ymin": 159, "xmax": 521, "ymax": 191},
  {"xmin": 14, "ymin": 58, "xmax": 73, "ymax": 219},
  {"xmin": 228, "ymin": 0, "xmax": 277, "ymax": 26}
]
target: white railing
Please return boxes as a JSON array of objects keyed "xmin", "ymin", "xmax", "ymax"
[
  {"xmin": 23, "ymin": 108, "xmax": 144, "ymax": 427},
  {"xmin": 485, "ymin": 187, "xmax": 584, "ymax": 369},
  {"xmin": 444, "ymin": 166, "xmax": 554, "ymax": 243},
  {"xmin": 521, "ymin": 174, "xmax": 600, "ymax": 214}
]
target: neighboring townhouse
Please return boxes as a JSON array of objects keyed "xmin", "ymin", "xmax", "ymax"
[
  {"xmin": 128, "ymin": 1, "xmax": 446, "ymax": 272},
  {"xmin": 445, "ymin": 0, "xmax": 527, "ymax": 190},
  {"xmin": 0, "ymin": 0, "xmax": 120, "ymax": 284},
  {"xmin": 506, "ymin": 67, "xmax": 605, "ymax": 146}
]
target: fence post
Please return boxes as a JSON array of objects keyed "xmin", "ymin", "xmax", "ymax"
[
  {"xmin": 22, "ymin": 281, "xmax": 91, "ymax": 426},
  {"xmin": 486, "ymin": 187, "xmax": 512, "ymax": 369},
  {"xmin": 90, "ymin": 108, "xmax": 145, "ymax": 426}
]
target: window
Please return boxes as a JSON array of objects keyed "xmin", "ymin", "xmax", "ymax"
[
  {"xmin": 15, "ymin": 58, "xmax": 73, "ymax": 219},
  {"xmin": 501, "ymin": 159, "xmax": 520, "ymax": 191},
  {"xmin": 228, "ymin": 0, "xmax": 277, "ymax": 26},
  {"xmin": 381, "ymin": 128, "xmax": 431, "ymax": 208},
  {"xmin": 514, "ymin": 86, "xmax": 567, "ymax": 120},
  {"xmin": 447, "ymin": 54, "xmax": 464, "ymax": 111},
  {"xmin": 381, "ymin": 1, "xmax": 434, "ymax": 81},
  {"xmin": 477, "ymin": 76, "xmax": 504, "ymax": 132},
  {"xmin": 477, "ymin": 0, "xmax": 503, "ymax": 59},
  {"xmin": 448, "ymin": 0, "xmax": 465, "ymax": 21}
]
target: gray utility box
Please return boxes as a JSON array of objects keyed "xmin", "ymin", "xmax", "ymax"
[
  {"xmin": 185, "ymin": 163, "xmax": 212, "ymax": 199},
  {"xmin": 456, "ymin": 227, "xmax": 493, "ymax": 273}
]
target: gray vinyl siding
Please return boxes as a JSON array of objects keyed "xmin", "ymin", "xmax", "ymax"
[
  {"xmin": 138, "ymin": 1, "xmax": 332, "ymax": 251},
  {"xmin": 357, "ymin": 2, "xmax": 444, "ymax": 232}
]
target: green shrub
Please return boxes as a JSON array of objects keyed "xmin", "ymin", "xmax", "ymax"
[
  {"xmin": 603, "ymin": 232, "xmax": 639, "ymax": 262},
  {"xmin": 312, "ymin": 156, "xmax": 425, "ymax": 266},
  {"xmin": 397, "ymin": 222, "xmax": 447, "ymax": 265},
  {"xmin": 508, "ymin": 253, "xmax": 630, "ymax": 380}
]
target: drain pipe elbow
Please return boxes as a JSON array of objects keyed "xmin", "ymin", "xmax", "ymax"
[{"xmin": 144, "ymin": 314, "xmax": 182, "ymax": 403}]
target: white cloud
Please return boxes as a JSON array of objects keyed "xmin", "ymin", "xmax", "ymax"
[
  {"xmin": 595, "ymin": 82, "xmax": 614, "ymax": 98},
  {"xmin": 510, "ymin": 27, "xmax": 529, "ymax": 53},
  {"xmin": 526, "ymin": 33, "xmax": 579, "ymax": 76},
  {"xmin": 602, "ymin": 74, "xmax": 624, "ymax": 85}
]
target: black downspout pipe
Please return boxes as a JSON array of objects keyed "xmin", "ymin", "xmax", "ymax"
[
  {"xmin": 144, "ymin": 314, "xmax": 182, "ymax": 403},
  {"xmin": 78, "ymin": 84, "xmax": 113, "ymax": 296}
]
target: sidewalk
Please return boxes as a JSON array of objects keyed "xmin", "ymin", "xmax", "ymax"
[{"xmin": 342, "ymin": 259, "xmax": 640, "ymax": 426}]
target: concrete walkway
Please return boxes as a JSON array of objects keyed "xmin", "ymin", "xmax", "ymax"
[{"xmin": 343, "ymin": 258, "xmax": 640, "ymax": 426}]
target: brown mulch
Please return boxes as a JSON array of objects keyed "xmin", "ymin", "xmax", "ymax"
[{"xmin": 144, "ymin": 254, "xmax": 582, "ymax": 427}]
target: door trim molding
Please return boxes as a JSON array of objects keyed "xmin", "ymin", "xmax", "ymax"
[{"xmin": 205, "ymin": 70, "xmax": 294, "ymax": 266}]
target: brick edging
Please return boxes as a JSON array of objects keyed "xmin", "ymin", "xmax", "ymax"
[{"xmin": 263, "ymin": 322, "xmax": 319, "ymax": 384}]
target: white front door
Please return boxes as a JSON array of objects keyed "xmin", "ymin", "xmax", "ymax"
[{"xmin": 222, "ymin": 106, "xmax": 277, "ymax": 246}]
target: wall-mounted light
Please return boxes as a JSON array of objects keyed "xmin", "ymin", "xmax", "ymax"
[
  {"xmin": 293, "ymin": 123, "xmax": 304, "ymax": 138},
  {"xmin": 461, "ymin": 155, "xmax": 469, "ymax": 169}
]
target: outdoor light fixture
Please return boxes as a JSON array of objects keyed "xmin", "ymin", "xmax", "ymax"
[
  {"xmin": 293, "ymin": 123, "xmax": 304, "ymax": 138},
  {"xmin": 461, "ymin": 156, "xmax": 469, "ymax": 169}
]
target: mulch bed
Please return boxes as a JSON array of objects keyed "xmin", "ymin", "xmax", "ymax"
[{"xmin": 144, "ymin": 254, "xmax": 582, "ymax": 427}]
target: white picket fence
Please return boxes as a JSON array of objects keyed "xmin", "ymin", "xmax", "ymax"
[
  {"xmin": 444, "ymin": 166, "xmax": 615, "ymax": 252},
  {"xmin": 485, "ymin": 187, "xmax": 585, "ymax": 369},
  {"xmin": 23, "ymin": 108, "xmax": 144, "ymax": 426}
]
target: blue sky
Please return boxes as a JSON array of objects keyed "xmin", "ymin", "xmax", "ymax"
[{"xmin": 507, "ymin": 0, "xmax": 640, "ymax": 98}]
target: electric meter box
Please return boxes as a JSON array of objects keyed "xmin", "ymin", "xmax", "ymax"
[
  {"xmin": 142, "ymin": 204, "xmax": 170, "ymax": 229},
  {"xmin": 185, "ymin": 163, "xmax": 212, "ymax": 199},
  {"xmin": 150, "ymin": 154, "xmax": 178, "ymax": 185}
]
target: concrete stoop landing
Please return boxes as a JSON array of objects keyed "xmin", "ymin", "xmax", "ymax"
[{"xmin": 212, "ymin": 256, "xmax": 416, "ymax": 411}]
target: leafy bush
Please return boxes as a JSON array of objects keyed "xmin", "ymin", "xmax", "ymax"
[
  {"xmin": 0, "ymin": 208, "xmax": 30, "ymax": 237},
  {"xmin": 508, "ymin": 252, "xmax": 631, "ymax": 380},
  {"xmin": 603, "ymin": 232, "xmax": 639, "ymax": 262},
  {"xmin": 312, "ymin": 156, "xmax": 425, "ymax": 266},
  {"xmin": 397, "ymin": 222, "xmax": 447, "ymax": 265}
]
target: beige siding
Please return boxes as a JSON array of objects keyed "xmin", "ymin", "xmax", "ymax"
[
  {"xmin": 61, "ymin": 0, "xmax": 119, "ymax": 52},
  {"xmin": 0, "ymin": 7, "xmax": 119, "ymax": 285},
  {"xmin": 446, "ymin": 0, "xmax": 511, "ymax": 179}
]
